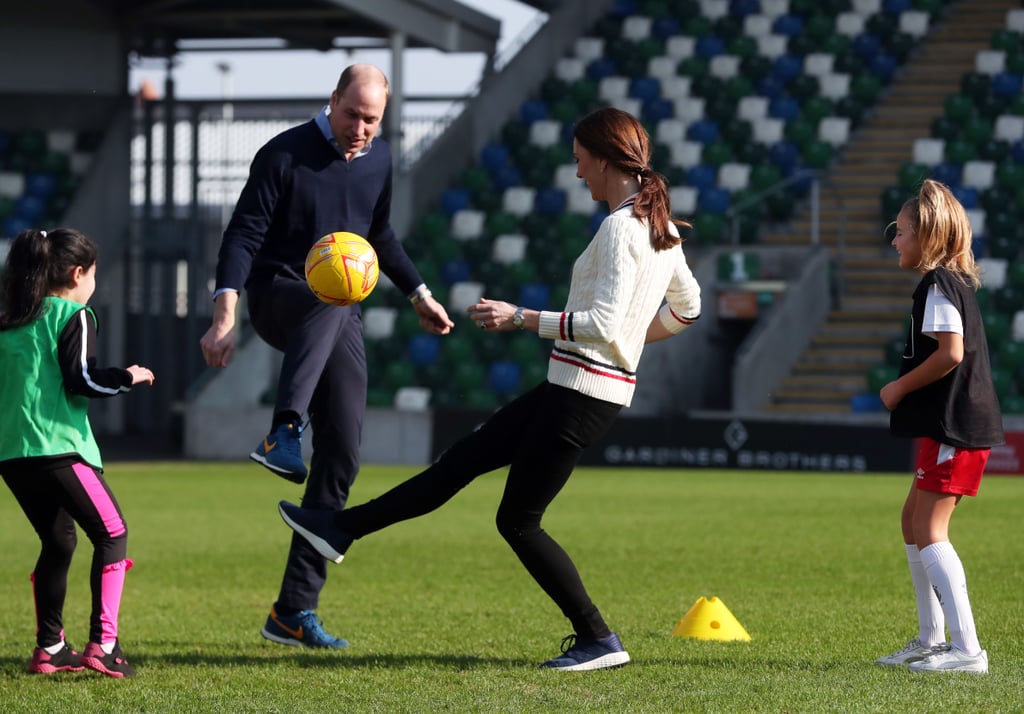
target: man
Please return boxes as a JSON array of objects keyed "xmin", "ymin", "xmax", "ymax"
[{"xmin": 200, "ymin": 64, "xmax": 453, "ymax": 648}]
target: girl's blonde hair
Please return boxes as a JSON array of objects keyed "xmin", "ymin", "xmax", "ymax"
[{"xmin": 901, "ymin": 179, "xmax": 980, "ymax": 288}]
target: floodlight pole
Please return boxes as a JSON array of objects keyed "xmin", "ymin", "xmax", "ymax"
[{"xmin": 389, "ymin": 30, "xmax": 406, "ymax": 173}]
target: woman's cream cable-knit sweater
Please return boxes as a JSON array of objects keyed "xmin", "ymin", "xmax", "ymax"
[{"xmin": 537, "ymin": 201, "xmax": 702, "ymax": 407}]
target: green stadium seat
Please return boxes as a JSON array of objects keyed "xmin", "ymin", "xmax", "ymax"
[{"xmin": 867, "ymin": 364, "xmax": 899, "ymax": 393}]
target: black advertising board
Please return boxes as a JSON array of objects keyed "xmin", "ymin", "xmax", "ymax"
[{"xmin": 432, "ymin": 411, "xmax": 915, "ymax": 473}]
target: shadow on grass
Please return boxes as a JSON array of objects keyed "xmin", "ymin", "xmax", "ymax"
[{"xmin": 133, "ymin": 650, "xmax": 536, "ymax": 670}]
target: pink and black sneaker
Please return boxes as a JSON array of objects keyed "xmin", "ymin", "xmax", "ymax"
[
  {"xmin": 29, "ymin": 641, "xmax": 84, "ymax": 674},
  {"xmin": 81, "ymin": 640, "xmax": 136, "ymax": 678}
]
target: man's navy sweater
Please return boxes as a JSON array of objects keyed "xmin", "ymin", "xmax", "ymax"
[{"xmin": 215, "ymin": 120, "xmax": 422, "ymax": 294}]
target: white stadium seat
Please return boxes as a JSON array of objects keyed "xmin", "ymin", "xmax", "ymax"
[
  {"xmin": 669, "ymin": 141, "xmax": 704, "ymax": 168},
  {"xmin": 648, "ymin": 56, "xmax": 678, "ymax": 80},
  {"xmin": 529, "ymin": 119, "xmax": 562, "ymax": 147},
  {"xmin": 598, "ymin": 76, "xmax": 630, "ymax": 102},
  {"xmin": 743, "ymin": 15, "xmax": 774, "ymax": 37},
  {"xmin": 757, "ymin": 34, "xmax": 788, "ymax": 59},
  {"xmin": 670, "ymin": 186, "xmax": 699, "ymax": 215},
  {"xmin": 700, "ymin": 0, "xmax": 728, "ymax": 20},
  {"xmin": 818, "ymin": 117, "xmax": 851, "ymax": 147},
  {"xmin": 737, "ymin": 96, "xmax": 769, "ymax": 121},
  {"xmin": 961, "ymin": 160, "xmax": 995, "ymax": 190},
  {"xmin": 553, "ymin": 164, "xmax": 580, "ymax": 191},
  {"xmin": 394, "ymin": 386, "xmax": 431, "ymax": 411},
  {"xmin": 760, "ymin": 0, "xmax": 790, "ymax": 16},
  {"xmin": 673, "ymin": 96, "xmax": 706, "ymax": 123},
  {"xmin": 803, "ymin": 53, "xmax": 834, "ymax": 77},
  {"xmin": 492, "ymin": 234, "xmax": 529, "ymax": 264},
  {"xmin": 574, "ymin": 37, "xmax": 604, "ymax": 63},
  {"xmin": 665, "ymin": 35, "xmax": 696, "ymax": 59},
  {"xmin": 567, "ymin": 186, "xmax": 597, "ymax": 214},
  {"xmin": 448, "ymin": 281, "xmax": 485, "ymax": 313},
  {"xmin": 451, "ymin": 209, "xmax": 485, "ymax": 240},
  {"xmin": 362, "ymin": 306, "xmax": 397, "ymax": 340},
  {"xmin": 852, "ymin": 0, "xmax": 881, "ymax": 15},
  {"xmin": 912, "ymin": 138, "xmax": 945, "ymax": 166},
  {"xmin": 660, "ymin": 75, "xmax": 693, "ymax": 100},
  {"xmin": 656, "ymin": 118, "xmax": 687, "ymax": 144},
  {"xmin": 718, "ymin": 163, "xmax": 751, "ymax": 191},
  {"xmin": 554, "ymin": 58, "xmax": 585, "ymax": 83},
  {"xmin": 965, "ymin": 208, "xmax": 987, "ymax": 236},
  {"xmin": 976, "ymin": 50, "xmax": 1006, "ymax": 75},
  {"xmin": 977, "ymin": 257, "xmax": 1008, "ymax": 290},
  {"xmin": 610, "ymin": 97, "xmax": 642, "ymax": 117},
  {"xmin": 0, "ymin": 171, "xmax": 25, "ymax": 199},
  {"xmin": 819, "ymin": 73, "xmax": 851, "ymax": 100},
  {"xmin": 752, "ymin": 118, "xmax": 785, "ymax": 145},
  {"xmin": 1009, "ymin": 9, "xmax": 1024, "ymax": 33},
  {"xmin": 622, "ymin": 16, "xmax": 652, "ymax": 40},
  {"xmin": 1012, "ymin": 310, "xmax": 1024, "ymax": 342},
  {"xmin": 899, "ymin": 10, "xmax": 929, "ymax": 38},
  {"xmin": 502, "ymin": 187, "xmax": 536, "ymax": 217},
  {"xmin": 994, "ymin": 115, "xmax": 1024, "ymax": 142},
  {"xmin": 835, "ymin": 12, "xmax": 865, "ymax": 37},
  {"xmin": 709, "ymin": 55, "xmax": 741, "ymax": 79}
]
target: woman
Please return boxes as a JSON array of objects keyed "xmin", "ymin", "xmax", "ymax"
[{"xmin": 278, "ymin": 106, "xmax": 702, "ymax": 671}]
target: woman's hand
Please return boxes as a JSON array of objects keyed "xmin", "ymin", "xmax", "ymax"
[{"xmin": 467, "ymin": 298, "xmax": 517, "ymax": 332}]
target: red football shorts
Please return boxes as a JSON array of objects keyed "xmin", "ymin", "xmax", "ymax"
[{"xmin": 914, "ymin": 437, "xmax": 990, "ymax": 497}]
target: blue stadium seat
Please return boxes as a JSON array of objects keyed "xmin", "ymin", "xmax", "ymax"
[
  {"xmin": 772, "ymin": 54, "xmax": 803, "ymax": 85},
  {"xmin": 853, "ymin": 34, "xmax": 882, "ymax": 62},
  {"xmin": 993, "ymin": 72, "xmax": 1022, "ymax": 98},
  {"xmin": 643, "ymin": 98, "xmax": 675, "ymax": 124},
  {"xmin": 518, "ymin": 282, "xmax": 551, "ymax": 311},
  {"xmin": 696, "ymin": 35, "xmax": 725, "ymax": 59},
  {"xmin": 488, "ymin": 361, "xmax": 522, "ymax": 395},
  {"xmin": 652, "ymin": 16, "xmax": 681, "ymax": 39},
  {"xmin": 24, "ymin": 172, "xmax": 56, "ymax": 199},
  {"xmin": 3, "ymin": 216, "xmax": 32, "ymax": 238},
  {"xmin": 769, "ymin": 96, "xmax": 801, "ymax": 122},
  {"xmin": 769, "ymin": 141, "xmax": 800, "ymax": 175},
  {"xmin": 686, "ymin": 164, "xmax": 718, "ymax": 192},
  {"xmin": 440, "ymin": 258, "xmax": 472, "ymax": 286},
  {"xmin": 440, "ymin": 188, "xmax": 471, "ymax": 216},
  {"xmin": 408, "ymin": 334, "xmax": 441, "ymax": 367},
  {"xmin": 535, "ymin": 188, "xmax": 567, "ymax": 215},
  {"xmin": 687, "ymin": 119, "xmax": 720, "ymax": 145},
  {"xmin": 14, "ymin": 195, "xmax": 45, "ymax": 222},
  {"xmin": 481, "ymin": 143, "xmax": 509, "ymax": 173},
  {"xmin": 952, "ymin": 186, "xmax": 979, "ymax": 209},
  {"xmin": 492, "ymin": 164, "xmax": 522, "ymax": 192},
  {"xmin": 630, "ymin": 77, "xmax": 661, "ymax": 102},
  {"xmin": 520, "ymin": 100, "xmax": 548, "ymax": 124},
  {"xmin": 586, "ymin": 58, "xmax": 618, "ymax": 81},
  {"xmin": 930, "ymin": 162, "xmax": 961, "ymax": 188},
  {"xmin": 772, "ymin": 15, "xmax": 804, "ymax": 38},
  {"xmin": 698, "ymin": 186, "xmax": 731, "ymax": 214}
]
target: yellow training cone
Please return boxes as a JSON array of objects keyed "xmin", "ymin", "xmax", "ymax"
[{"xmin": 672, "ymin": 596, "xmax": 751, "ymax": 641}]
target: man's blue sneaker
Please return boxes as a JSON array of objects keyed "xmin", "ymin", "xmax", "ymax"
[
  {"xmin": 540, "ymin": 632, "xmax": 631, "ymax": 671},
  {"xmin": 250, "ymin": 422, "xmax": 307, "ymax": 484},
  {"xmin": 261, "ymin": 606, "xmax": 349, "ymax": 649},
  {"xmin": 278, "ymin": 501, "xmax": 353, "ymax": 563}
]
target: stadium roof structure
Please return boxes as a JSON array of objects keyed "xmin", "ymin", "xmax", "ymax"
[{"xmin": 84, "ymin": 0, "xmax": 528, "ymax": 58}]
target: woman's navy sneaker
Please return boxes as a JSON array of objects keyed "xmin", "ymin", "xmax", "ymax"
[
  {"xmin": 277, "ymin": 501, "xmax": 353, "ymax": 563},
  {"xmin": 540, "ymin": 632, "xmax": 631, "ymax": 671}
]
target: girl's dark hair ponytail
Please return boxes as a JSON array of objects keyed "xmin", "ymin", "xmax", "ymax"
[{"xmin": 0, "ymin": 228, "xmax": 98, "ymax": 330}]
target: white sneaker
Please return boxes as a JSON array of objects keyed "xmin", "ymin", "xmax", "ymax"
[
  {"xmin": 909, "ymin": 647, "xmax": 988, "ymax": 674},
  {"xmin": 875, "ymin": 638, "xmax": 949, "ymax": 667}
]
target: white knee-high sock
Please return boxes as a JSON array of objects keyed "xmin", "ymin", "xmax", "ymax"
[
  {"xmin": 921, "ymin": 541, "xmax": 982, "ymax": 656},
  {"xmin": 905, "ymin": 543, "xmax": 944, "ymax": 646}
]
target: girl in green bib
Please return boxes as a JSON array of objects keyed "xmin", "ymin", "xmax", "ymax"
[{"xmin": 0, "ymin": 228, "xmax": 154, "ymax": 678}]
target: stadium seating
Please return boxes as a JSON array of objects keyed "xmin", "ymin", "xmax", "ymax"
[{"xmin": 363, "ymin": 0, "xmax": 952, "ymax": 408}]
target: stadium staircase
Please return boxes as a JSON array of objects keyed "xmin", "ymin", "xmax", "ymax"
[{"xmin": 762, "ymin": 0, "xmax": 1019, "ymax": 414}]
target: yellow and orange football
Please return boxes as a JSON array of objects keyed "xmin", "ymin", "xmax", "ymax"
[{"xmin": 304, "ymin": 232, "xmax": 379, "ymax": 306}]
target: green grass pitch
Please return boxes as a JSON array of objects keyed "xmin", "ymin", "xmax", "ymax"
[{"xmin": 1, "ymin": 462, "xmax": 1022, "ymax": 713}]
